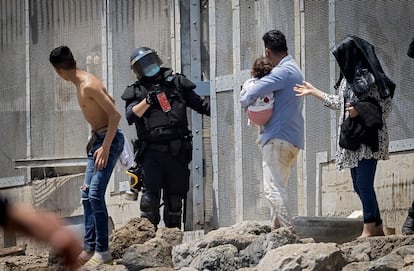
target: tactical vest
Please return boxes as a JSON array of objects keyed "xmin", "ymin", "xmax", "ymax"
[{"xmin": 130, "ymin": 74, "xmax": 190, "ymax": 142}]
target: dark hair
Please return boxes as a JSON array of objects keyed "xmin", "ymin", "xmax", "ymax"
[
  {"xmin": 262, "ymin": 30, "xmax": 288, "ymax": 53},
  {"xmin": 251, "ymin": 57, "xmax": 273, "ymax": 78},
  {"xmin": 49, "ymin": 46, "xmax": 76, "ymax": 69}
]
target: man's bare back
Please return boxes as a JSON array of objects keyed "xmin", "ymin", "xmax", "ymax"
[
  {"xmin": 76, "ymin": 70, "xmax": 116, "ymax": 131},
  {"xmin": 72, "ymin": 69, "xmax": 121, "ymax": 169}
]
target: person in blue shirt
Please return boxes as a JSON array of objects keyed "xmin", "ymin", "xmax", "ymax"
[{"xmin": 240, "ymin": 30, "xmax": 304, "ymax": 229}]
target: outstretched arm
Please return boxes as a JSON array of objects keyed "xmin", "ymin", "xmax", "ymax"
[
  {"xmin": 295, "ymin": 80, "xmax": 342, "ymax": 111},
  {"xmin": 294, "ymin": 81, "xmax": 326, "ymax": 100},
  {"xmin": 177, "ymin": 75, "xmax": 210, "ymax": 116}
]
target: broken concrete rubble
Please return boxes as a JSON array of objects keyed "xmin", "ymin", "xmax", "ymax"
[{"xmin": 0, "ymin": 218, "xmax": 413, "ymax": 270}]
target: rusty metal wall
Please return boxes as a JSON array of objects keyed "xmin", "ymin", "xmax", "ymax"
[
  {"xmin": 0, "ymin": 0, "xmax": 172, "ymax": 176},
  {"xmin": 215, "ymin": 1, "xmax": 233, "ymax": 77},
  {"xmin": 239, "ymin": 0, "xmax": 268, "ymax": 222},
  {"xmin": 335, "ymin": 0, "xmax": 414, "ymax": 142},
  {"xmin": 303, "ymin": 0, "xmax": 331, "ymax": 216},
  {"xmin": 211, "ymin": 0, "xmax": 414, "ymax": 226},
  {"xmin": 217, "ymin": 90, "xmax": 237, "ymax": 226},
  {"xmin": 0, "ymin": 0, "xmax": 27, "ymax": 180},
  {"xmin": 1, "ymin": 0, "xmax": 414, "ymax": 231},
  {"xmin": 111, "ymin": 0, "xmax": 171, "ymax": 142},
  {"xmin": 30, "ymin": 0, "xmax": 101, "ymax": 159}
]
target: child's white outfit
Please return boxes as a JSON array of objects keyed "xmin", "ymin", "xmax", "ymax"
[{"xmin": 240, "ymin": 78, "xmax": 274, "ymax": 126}]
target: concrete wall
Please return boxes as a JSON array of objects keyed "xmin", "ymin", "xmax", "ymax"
[{"xmin": 320, "ymin": 150, "xmax": 414, "ymax": 234}]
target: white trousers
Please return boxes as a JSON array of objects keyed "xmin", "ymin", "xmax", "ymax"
[{"xmin": 262, "ymin": 138, "xmax": 299, "ymax": 228}]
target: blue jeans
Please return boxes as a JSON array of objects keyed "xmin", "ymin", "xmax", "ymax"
[
  {"xmin": 350, "ymin": 158, "xmax": 382, "ymax": 225},
  {"xmin": 81, "ymin": 129, "xmax": 124, "ymax": 252}
]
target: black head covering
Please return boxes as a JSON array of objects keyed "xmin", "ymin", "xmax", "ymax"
[{"xmin": 331, "ymin": 35, "xmax": 396, "ymax": 98}]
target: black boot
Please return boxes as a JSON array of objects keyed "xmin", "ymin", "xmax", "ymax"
[{"xmin": 402, "ymin": 207, "xmax": 414, "ymax": 235}]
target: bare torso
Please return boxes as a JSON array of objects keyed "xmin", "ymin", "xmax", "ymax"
[{"xmin": 76, "ymin": 71, "xmax": 115, "ymax": 131}]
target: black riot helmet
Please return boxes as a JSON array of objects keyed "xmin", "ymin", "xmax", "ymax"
[{"xmin": 130, "ymin": 47, "xmax": 163, "ymax": 80}]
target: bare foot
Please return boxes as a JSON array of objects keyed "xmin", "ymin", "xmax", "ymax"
[
  {"xmin": 374, "ymin": 224, "xmax": 385, "ymax": 236},
  {"xmin": 357, "ymin": 222, "xmax": 384, "ymax": 238},
  {"xmin": 273, "ymin": 218, "xmax": 281, "ymax": 230},
  {"xmin": 357, "ymin": 224, "xmax": 385, "ymax": 238},
  {"xmin": 357, "ymin": 233, "xmax": 371, "ymax": 239}
]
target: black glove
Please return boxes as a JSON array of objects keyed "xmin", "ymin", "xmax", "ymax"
[{"xmin": 145, "ymin": 90, "xmax": 157, "ymax": 105}]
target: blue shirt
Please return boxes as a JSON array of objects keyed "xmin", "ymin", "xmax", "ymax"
[{"xmin": 240, "ymin": 55, "xmax": 304, "ymax": 149}]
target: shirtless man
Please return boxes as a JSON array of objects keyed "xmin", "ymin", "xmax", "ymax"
[{"xmin": 49, "ymin": 46, "xmax": 124, "ymax": 265}]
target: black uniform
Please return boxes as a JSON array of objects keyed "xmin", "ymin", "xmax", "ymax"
[{"xmin": 122, "ymin": 67, "xmax": 209, "ymax": 229}]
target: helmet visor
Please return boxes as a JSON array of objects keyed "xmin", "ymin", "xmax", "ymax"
[{"xmin": 131, "ymin": 53, "xmax": 162, "ymax": 79}]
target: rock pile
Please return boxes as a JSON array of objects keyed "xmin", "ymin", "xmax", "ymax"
[{"xmin": 0, "ymin": 218, "xmax": 414, "ymax": 270}]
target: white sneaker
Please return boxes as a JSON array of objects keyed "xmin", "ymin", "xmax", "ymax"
[
  {"xmin": 84, "ymin": 251, "xmax": 113, "ymax": 265},
  {"xmin": 78, "ymin": 250, "xmax": 94, "ymax": 266}
]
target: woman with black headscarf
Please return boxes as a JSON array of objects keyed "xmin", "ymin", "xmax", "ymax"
[{"xmin": 294, "ymin": 35, "xmax": 395, "ymax": 238}]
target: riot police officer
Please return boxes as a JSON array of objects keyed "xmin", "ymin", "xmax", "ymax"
[{"xmin": 121, "ymin": 47, "xmax": 210, "ymax": 229}]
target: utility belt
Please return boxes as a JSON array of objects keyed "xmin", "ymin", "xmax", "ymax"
[
  {"xmin": 147, "ymin": 127, "xmax": 189, "ymax": 140},
  {"xmin": 138, "ymin": 134, "xmax": 193, "ymax": 164},
  {"xmin": 147, "ymin": 136, "xmax": 190, "ymax": 154}
]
